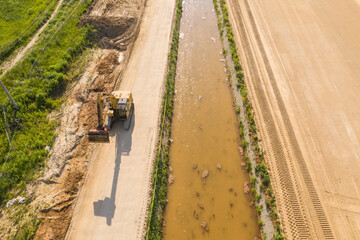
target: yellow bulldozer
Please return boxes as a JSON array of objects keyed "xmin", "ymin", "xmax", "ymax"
[{"xmin": 88, "ymin": 91, "xmax": 134, "ymax": 142}]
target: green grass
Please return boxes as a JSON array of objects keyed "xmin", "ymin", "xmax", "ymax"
[
  {"xmin": 145, "ymin": 0, "xmax": 182, "ymax": 239},
  {"xmin": 213, "ymin": 0, "xmax": 285, "ymax": 238},
  {"xmin": 0, "ymin": 0, "xmax": 94, "ymax": 205},
  {"xmin": 0, "ymin": 0, "xmax": 59, "ymax": 63}
]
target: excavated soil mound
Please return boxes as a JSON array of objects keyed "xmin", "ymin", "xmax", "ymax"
[
  {"xmin": 95, "ymin": 50, "xmax": 120, "ymax": 75},
  {"xmin": 80, "ymin": 0, "xmax": 140, "ymax": 50}
]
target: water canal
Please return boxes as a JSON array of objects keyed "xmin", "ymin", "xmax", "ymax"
[{"xmin": 163, "ymin": 0, "xmax": 259, "ymax": 238}]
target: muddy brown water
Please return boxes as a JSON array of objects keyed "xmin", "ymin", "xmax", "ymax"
[{"xmin": 163, "ymin": 0, "xmax": 259, "ymax": 238}]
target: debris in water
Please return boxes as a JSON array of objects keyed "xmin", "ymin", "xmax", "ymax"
[
  {"xmin": 169, "ymin": 138, "xmax": 174, "ymax": 144},
  {"xmin": 193, "ymin": 210, "xmax": 199, "ymax": 219},
  {"xmin": 174, "ymin": 89, "xmax": 178, "ymax": 94},
  {"xmin": 179, "ymin": 32, "xmax": 184, "ymax": 39},
  {"xmin": 201, "ymin": 221, "xmax": 209, "ymax": 232},
  {"xmin": 220, "ymin": 59, "xmax": 225, "ymax": 62},
  {"xmin": 168, "ymin": 174, "xmax": 174, "ymax": 184},
  {"xmin": 169, "ymin": 166, "xmax": 173, "ymax": 173},
  {"xmin": 229, "ymin": 188, "xmax": 233, "ymax": 192},
  {"xmin": 198, "ymin": 204, "xmax": 204, "ymax": 210},
  {"xmin": 230, "ymin": 201, "xmax": 234, "ymax": 207},
  {"xmin": 6, "ymin": 196, "xmax": 26, "ymax": 207},
  {"xmin": 196, "ymin": 192, "xmax": 200, "ymax": 197},
  {"xmin": 199, "ymin": 125, "xmax": 203, "ymax": 130},
  {"xmin": 198, "ymin": 95, "xmax": 202, "ymax": 101},
  {"xmin": 202, "ymin": 16, "xmax": 207, "ymax": 20},
  {"xmin": 202, "ymin": 169, "xmax": 209, "ymax": 183},
  {"xmin": 190, "ymin": 92, "xmax": 194, "ymax": 96},
  {"xmin": 211, "ymin": 37, "xmax": 216, "ymax": 43},
  {"xmin": 241, "ymin": 162, "xmax": 246, "ymax": 167},
  {"xmin": 239, "ymin": 146, "xmax": 244, "ymax": 155},
  {"xmin": 243, "ymin": 182, "xmax": 250, "ymax": 194},
  {"xmin": 193, "ymin": 164, "xmax": 197, "ymax": 169},
  {"xmin": 216, "ymin": 163, "xmax": 222, "ymax": 170}
]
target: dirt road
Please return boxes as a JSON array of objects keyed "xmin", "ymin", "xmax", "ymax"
[
  {"xmin": 226, "ymin": 0, "xmax": 360, "ymax": 239},
  {"xmin": 65, "ymin": 0, "xmax": 176, "ymax": 239}
]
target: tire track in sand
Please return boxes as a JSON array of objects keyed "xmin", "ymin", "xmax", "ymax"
[{"xmin": 225, "ymin": 0, "xmax": 335, "ymax": 239}]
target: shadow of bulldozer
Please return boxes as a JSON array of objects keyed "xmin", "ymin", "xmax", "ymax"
[{"xmin": 93, "ymin": 113, "xmax": 134, "ymax": 225}]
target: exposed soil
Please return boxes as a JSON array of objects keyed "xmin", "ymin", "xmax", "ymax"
[
  {"xmin": 80, "ymin": 0, "xmax": 140, "ymax": 50},
  {"xmin": 34, "ymin": 48, "xmax": 126, "ymax": 240},
  {"xmin": 27, "ymin": 0, "xmax": 148, "ymax": 238},
  {"xmin": 65, "ymin": 0, "xmax": 176, "ymax": 237},
  {"xmin": 226, "ymin": 0, "xmax": 360, "ymax": 239},
  {"xmin": 0, "ymin": 0, "xmax": 146, "ymax": 238}
]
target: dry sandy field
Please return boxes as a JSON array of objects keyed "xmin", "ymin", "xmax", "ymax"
[{"xmin": 226, "ymin": 0, "xmax": 360, "ymax": 239}]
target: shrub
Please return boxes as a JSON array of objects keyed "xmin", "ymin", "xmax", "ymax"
[
  {"xmin": 36, "ymin": 93, "xmax": 46, "ymax": 108},
  {"xmin": 242, "ymin": 140, "xmax": 249, "ymax": 149}
]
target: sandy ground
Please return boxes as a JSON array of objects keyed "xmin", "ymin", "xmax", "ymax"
[
  {"xmin": 65, "ymin": 0, "xmax": 176, "ymax": 239},
  {"xmin": 226, "ymin": 0, "xmax": 360, "ymax": 239}
]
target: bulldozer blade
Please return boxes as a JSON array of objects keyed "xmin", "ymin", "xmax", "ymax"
[{"xmin": 88, "ymin": 129, "xmax": 110, "ymax": 142}]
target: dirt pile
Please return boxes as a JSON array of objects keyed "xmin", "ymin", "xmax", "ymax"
[
  {"xmin": 34, "ymin": 49, "xmax": 125, "ymax": 239},
  {"xmin": 80, "ymin": 0, "xmax": 141, "ymax": 50}
]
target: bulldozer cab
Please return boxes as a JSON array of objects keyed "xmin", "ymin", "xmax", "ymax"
[
  {"xmin": 88, "ymin": 91, "xmax": 134, "ymax": 142},
  {"xmin": 112, "ymin": 91, "xmax": 133, "ymax": 119}
]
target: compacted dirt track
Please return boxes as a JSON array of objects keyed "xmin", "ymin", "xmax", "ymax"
[
  {"xmin": 65, "ymin": 0, "xmax": 176, "ymax": 239},
  {"xmin": 226, "ymin": 0, "xmax": 360, "ymax": 239}
]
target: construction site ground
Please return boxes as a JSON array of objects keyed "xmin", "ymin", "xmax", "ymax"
[
  {"xmin": 226, "ymin": 0, "xmax": 360, "ymax": 239},
  {"xmin": 1, "ymin": 0, "xmax": 174, "ymax": 238},
  {"xmin": 65, "ymin": 0, "xmax": 176, "ymax": 238}
]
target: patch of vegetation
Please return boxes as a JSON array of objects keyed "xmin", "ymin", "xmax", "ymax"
[
  {"xmin": 0, "ymin": 0, "xmax": 60, "ymax": 63},
  {"xmin": 0, "ymin": 0, "xmax": 94, "ymax": 205},
  {"xmin": 213, "ymin": 0, "xmax": 285, "ymax": 238},
  {"xmin": 13, "ymin": 216, "xmax": 43, "ymax": 240},
  {"xmin": 145, "ymin": 0, "xmax": 182, "ymax": 239}
]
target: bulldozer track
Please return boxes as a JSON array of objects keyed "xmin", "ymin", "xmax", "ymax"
[{"xmin": 225, "ymin": 0, "xmax": 335, "ymax": 239}]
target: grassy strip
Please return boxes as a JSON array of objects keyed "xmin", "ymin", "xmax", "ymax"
[
  {"xmin": 145, "ymin": 1, "xmax": 182, "ymax": 239},
  {"xmin": 0, "ymin": 0, "xmax": 94, "ymax": 205},
  {"xmin": 0, "ymin": 0, "xmax": 59, "ymax": 63},
  {"xmin": 213, "ymin": 0, "xmax": 285, "ymax": 239},
  {"xmin": 12, "ymin": 212, "xmax": 43, "ymax": 240}
]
